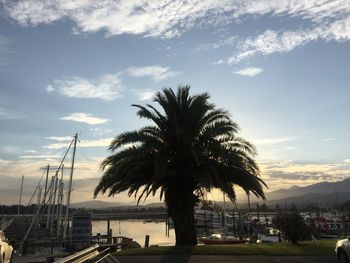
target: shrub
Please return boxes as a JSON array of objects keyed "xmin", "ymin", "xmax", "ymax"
[{"xmin": 273, "ymin": 211, "xmax": 312, "ymax": 244}]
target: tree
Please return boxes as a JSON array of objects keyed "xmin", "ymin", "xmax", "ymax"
[
  {"xmin": 273, "ymin": 211, "xmax": 312, "ymax": 244},
  {"xmin": 94, "ymin": 86, "xmax": 266, "ymax": 245}
]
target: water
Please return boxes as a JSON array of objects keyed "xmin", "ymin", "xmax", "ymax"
[{"xmin": 92, "ymin": 219, "xmax": 175, "ymax": 246}]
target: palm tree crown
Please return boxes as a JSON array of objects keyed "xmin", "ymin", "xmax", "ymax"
[{"xmin": 94, "ymin": 86, "xmax": 266, "ymax": 245}]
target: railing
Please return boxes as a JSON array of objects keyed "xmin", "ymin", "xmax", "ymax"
[
  {"xmin": 21, "ymin": 238, "xmax": 64, "ymax": 255},
  {"xmin": 54, "ymin": 244, "xmax": 100, "ymax": 263},
  {"xmin": 53, "ymin": 245, "xmax": 120, "ymax": 263},
  {"xmin": 0, "ymin": 217, "xmax": 14, "ymax": 230},
  {"xmin": 94, "ymin": 253, "xmax": 120, "ymax": 263}
]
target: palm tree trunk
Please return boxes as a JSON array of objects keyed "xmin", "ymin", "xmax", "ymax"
[{"xmin": 166, "ymin": 187, "xmax": 197, "ymax": 246}]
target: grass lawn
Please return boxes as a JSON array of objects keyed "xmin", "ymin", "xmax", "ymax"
[{"xmin": 115, "ymin": 239, "xmax": 339, "ymax": 256}]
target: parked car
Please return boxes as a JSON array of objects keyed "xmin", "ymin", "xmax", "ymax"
[
  {"xmin": 335, "ymin": 236, "xmax": 350, "ymax": 263},
  {"xmin": 0, "ymin": 231, "xmax": 13, "ymax": 263}
]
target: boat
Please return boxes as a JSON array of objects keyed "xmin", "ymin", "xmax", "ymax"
[
  {"xmin": 256, "ymin": 227, "xmax": 282, "ymax": 243},
  {"xmin": 312, "ymin": 216, "xmax": 344, "ymax": 238},
  {"xmin": 198, "ymin": 233, "xmax": 247, "ymax": 245}
]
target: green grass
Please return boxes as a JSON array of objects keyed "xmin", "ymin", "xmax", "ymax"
[{"xmin": 115, "ymin": 239, "xmax": 338, "ymax": 256}]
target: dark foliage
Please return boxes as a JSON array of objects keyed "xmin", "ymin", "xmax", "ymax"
[{"xmin": 273, "ymin": 210, "xmax": 312, "ymax": 244}]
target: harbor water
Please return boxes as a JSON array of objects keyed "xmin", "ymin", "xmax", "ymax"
[{"xmin": 92, "ymin": 219, "xmax": 175, "ymax": 246}]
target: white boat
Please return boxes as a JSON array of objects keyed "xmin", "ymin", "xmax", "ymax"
[{"xmin": 257, "ymin": 227, "xmax": 282, "ymax": 243}]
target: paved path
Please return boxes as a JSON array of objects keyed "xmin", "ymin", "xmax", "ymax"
[
  {"xmin": 13, "ymin": 254, "xmax": 337, "ymax": 263},
  {"xmin": 114, "ymin": 255, "xmax": 337, "ymax": 263}
]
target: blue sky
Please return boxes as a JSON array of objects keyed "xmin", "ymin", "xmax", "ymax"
[{"xmin": 0, "ymin": 0, "xmax": 349, "ymax": 205}]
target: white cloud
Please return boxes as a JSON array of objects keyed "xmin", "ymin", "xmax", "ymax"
[
  {"xmin": 345, "ymin": 159, "xmax": 350, "ymax": 164},
  {"xmin": 18, "ymin": 155, "xmax": 61, "ymax": 159},
  {"xmin": 48, "ymin": 74, "xmax": 123, "ymax": 100},
  {"xmin": 284, "ymin": 146, "xmax": 296, "ymax": 150},
  {"xmin": 323, "ymin": 137, "xmax": 336, "ymax": 142},
  {"xmin": 47, "ymin": 66, "xmax": 177, "ymax": 100},
  {"xmin": 196, "ymin": 36, "xmax": 238, "ymax": 52},
  {"xmin": 4, "ymin": 0, "xmax": 349, "ymax": 66},
  {"xmin": 46, "ymin": 136, "xmax": 73, "ymax": 141},
  {"xmin": 46, "ymin": 84, "xmax": 55, "ymax": 93},
  {"xmin": 133, "ymin": 89, "xmax": 156, "ymax": 101},
  {"xmin": 126, "ymin": 66, "xmax": 179, "ymax": 82},
  {"xmin": 0, "ymin": 107, "xmax": 23, "ymax": 120},
  {"xmin": 43, "ymin": 137, "xmax": 113, "ymax": 150},
  {"xmin": 25, "ymin": 149, "xmax": 38, "ymax": 153},
  {"xmin": 212, "ymin": 59, "xmax": 224, "ymax": 65},
  {"xmin": 2, "ymin": 0, "xmax": 229, "ymax": 38},
  {"xmin": 228, "ymin": 16, "xmax": 350, "ymax": 64},
  {"xmin": 4, "ymin": 0, "xmax": 348, "ymax": 40},
  {"xmin": 61, "ymin": 113, "xmax": 108, "ymax": 125},
  {"xmin": 90, "ymin": 127, "xmax": 112, "ymax": 137},
  {"xmin": 234, "ymin": 67, "xmax": 263, "ymax": 77},
  {"xmin": 252, "ymin": 137, "xmax": 296, "ymax": 145}
]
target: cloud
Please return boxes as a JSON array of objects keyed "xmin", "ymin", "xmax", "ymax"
[
  {"xmin": 266, "ymin": 170, "xmax": 339, "ymax": 181},
  {"xmin": 257, "ymin": 160, "xmax": 350, "ymax": 191},
  {"xmin": 252, "ymin": 137, "xmax": 296, "ymax": 145},
  {"xmin": 0, "ymin": 34, "xmax": 11, "ymax": 65},
  {"xmin": 284, "ymin": 146, "xmax": 296, "ymax": 150},
  {"xmin": 90, "ymin": 127, "xmax": 112, "ymax": 137},
  {"xmin": 0, "ymin": 106, "xmax": 23, "ymax": 120},
  {"xmin": 212, "ymin": 59, "xmax": 224, "ymax": 65},
  {"xmin": 4, "ymin": 0, "xmax": 348, "ymax": 41},
  {"xmin": 61, "ymin": 113, "xmax": 108, "ymax": 125},
  {"xmin": 2, "ymin": 0, "xmax": 229, "ymax": 38},
  {"xmin": 18, "ymin": 155, "xmax": 61, "ymax": 159},
  {"xmin": 47, "ymin": 66, "xmax": 177, "ymax": 100},
  {"xmin": 0, "ymin": 146, "xmax": 21, "ymax": 155},
  {"xmin": 43, "ymin": 137, "xmax": 113, "ymax": 150},
  {"xmin": 196, "ymin": 36, "xmax": 238, "ymax": 52},
  {"xmin": 234, "ymin": 67, "xmax": 263, "ymax": 77},
  {"xmin": 1, "ymin": 158, "xmax": 349, "ymax": 205},
  {"xmin": 126, "ymin": 66, "xmax": 179, "ymax": 82},
  {"xmin": 323, "ymin": 137, "xmax": 336, "ymax": 142},
  {"xmin": 25, "ymin": 149, "xmax": 38, "ymax": 153},
  {"xmin": 0, "ymin": 158, "xmax": 105, "ymax": 204},
  {"xmin": 228, "ymin": 16, "xmax": 350, "ymax": 64},
  {"xmin": 344, "ymin": 159, "xmax": 350, "ymax": 164},
  {"xmin": 46, "ymin": 84, "xmax": 55, "ymax": 93},
  {"xmin": 133, "ymin": 89, "xmax": 156, "ymax": 101},
  {"xmin": 47, "ymin": 74, "xmax": 123, "ymax": 100},
  {"xmin": 46, "ymin": 136, "xmax": 73, "ymax": 141}
]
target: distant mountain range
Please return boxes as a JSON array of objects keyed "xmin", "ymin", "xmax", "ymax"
[
  {"xmin": 71, "ymin": 178, "xmax": 350, "ymax": 209},
  {"xmin": 266, "ymin": 178, "xmax": 350, "ymax": 201},
  {"xmin": 71, "ymin": 200, "xmax": 165, "ymax": 210},
  {"xmin": 70, "ymin": 200, "xmax": 125, "ymax": 209},
  {"xmin": 263, "ymin": 177, "xmax": 350, "ymax": 207}
]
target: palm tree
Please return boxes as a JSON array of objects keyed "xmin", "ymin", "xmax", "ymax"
[{"xmin": 94, "ymin": 86, "xmax": 266, "ymax": 246}]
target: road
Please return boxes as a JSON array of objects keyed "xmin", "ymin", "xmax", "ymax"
[
  {"xmin": 13, "ymin": 254, "xmax": 337, "ymax": 263},
  {"xmin": 114, "ymin": 255, "xmax": 337, "ymax": 263}
]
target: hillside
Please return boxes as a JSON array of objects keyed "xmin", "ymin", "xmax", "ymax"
[
  {"xmin": 71, "ymin": 200, "xmax": 125, "ymax": 209},
  {"xmin": 265, "ymin": 177, "xmax": 350, "ymax": 201}
]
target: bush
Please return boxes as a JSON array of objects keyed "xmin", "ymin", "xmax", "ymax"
[{"xmin": 273, "ymin": 211, "xmax": 312, "ymax": 244}]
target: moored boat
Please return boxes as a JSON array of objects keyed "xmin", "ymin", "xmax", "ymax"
[{"xmin": 198, "ymin": 233, "xmax": 247, "ymax": 245}]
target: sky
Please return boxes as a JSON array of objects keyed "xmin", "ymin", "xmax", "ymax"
[{"xmin": 0, "ymin": 0, "xmax": 349, "ymax": 205}]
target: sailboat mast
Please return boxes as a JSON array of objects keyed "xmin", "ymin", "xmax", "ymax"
[
  {"xmin": 247, "ymin": 191, "xmax": 251, "ymax": 214},
  {"xmin": 17, "ymin": 175, "xmax": 24, "ymax": 216},
  {"xmin": 57, "ymin": 165, "xmax": 64, "ymax": 237},
  {"xmin": 63, "ymin": 133, "xmax": 78, "ymax": 239}
]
